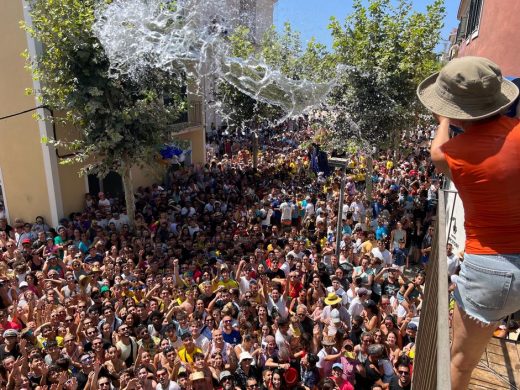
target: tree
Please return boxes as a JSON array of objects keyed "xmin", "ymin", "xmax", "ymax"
[
  {"xmin": 328, "ymin": 0, "xmax": 445, "ymax": 149},
  {"xmin": 23, "ymin": 0, "xmax": 185, "ymax": 225},
  {"xmin": 215, "ymin": 23, "xmax": 335, "ymax": 130},
  {"xmin": 326, "ymin": 0, "xmax": 444, "ymax": 199}
]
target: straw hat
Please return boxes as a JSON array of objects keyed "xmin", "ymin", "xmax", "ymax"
[
  {"xmin": 324, "ymin": 292, "xmax": 342, "ymax": 306},
  {"xmin": 417, "ymin": 56, "xmax": 519, "ymax": 120},
  {"xmin": 321, "ymin": 335, "xmax": 336, "ymax": 346},
  {"xmin": 190, "ymin": 371, "xmax": 205, "ymax": 381}
]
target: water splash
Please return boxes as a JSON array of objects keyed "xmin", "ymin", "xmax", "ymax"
[{"xmin": 93, "ymin": 0, "xmax": 336, "ymax": 120}]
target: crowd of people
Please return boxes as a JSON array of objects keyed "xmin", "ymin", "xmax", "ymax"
[{"xmin": 0, "ymin": 123, "xmax": 442, "ymax": 390}]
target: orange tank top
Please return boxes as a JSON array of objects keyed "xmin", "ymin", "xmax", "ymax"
[{"xmin": 441, "ymin": 116, "xmax": 520, "ymax": 254}]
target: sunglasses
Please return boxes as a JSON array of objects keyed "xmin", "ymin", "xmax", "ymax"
[{"xmin": 398, "ymin": 370, "xmax": 410, "ymax": 375}]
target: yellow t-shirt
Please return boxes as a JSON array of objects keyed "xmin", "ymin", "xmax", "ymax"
[
  {"xmin": 37, "ymin": 335, "xmax": 64, "ymax": 349},
  {"xmin": 360, "ymin": 240, "xmax": 375, "ymax": 255},
  {"xmin": 212, "ymin": 279, "xmax": 239, "ymax": 292},
  {"xmin": 178, "ymin": 346, "xmax": 203, "ymax": 363}
]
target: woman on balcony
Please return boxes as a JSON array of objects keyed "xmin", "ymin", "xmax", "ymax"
[{"xmin": 418, "ymin": 56, "xmax": 520, "ymax": 390}]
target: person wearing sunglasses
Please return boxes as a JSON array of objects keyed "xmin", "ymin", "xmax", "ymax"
[{"xmin": 388, "ymin": 362, "xmax": 411, "ymax": 390}]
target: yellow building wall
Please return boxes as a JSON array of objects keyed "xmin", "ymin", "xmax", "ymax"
[
  {"xmin": 53, "ymin": 119, "xmax": 87, "ymax": 217},
  {"xmin": 57, "ymin": 162, "xmax": 87, "ymax": 218},
  {"xmin": 0, "ymin": 0, "xmax": 51, "ymax": 224},
  {"xmin": 131, "ymin": 164, "xmax": 165, "ymax": 189},
  {"xmin": 0, "ymin": 2, "xmax": 206, "ymax": 224}
]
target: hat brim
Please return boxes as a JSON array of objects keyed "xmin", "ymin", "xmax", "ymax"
[
  {"xmin": 324, "ymin": 297, "xmax": 342, "ymax": 305},
  {"xmin": 417, "ymin": 72, "xmax": 519, "ymax": 120},
  {"xmin": 322, "ymin": 339, "xmax": 336, "ymax": 346}
]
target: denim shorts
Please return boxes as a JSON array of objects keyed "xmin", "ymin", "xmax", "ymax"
[{"xmin": 453, "ymin": 253, "xmax": 520, "ymax": 325}]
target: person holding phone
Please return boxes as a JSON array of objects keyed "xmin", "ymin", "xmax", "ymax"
[{"xmin": 418, "ymin": 56, "xmax": 520, "ymax": 389}]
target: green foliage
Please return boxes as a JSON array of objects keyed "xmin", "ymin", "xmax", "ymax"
[
  {"xmin": 216, "ymin": 22, "xmax": 335, "ymax": 130},
  {"xmin": 327, "ymin": 0, "xmax": 445, "ymax": 147},
  {"xmin": 229, "ymin": 25, "xmax": 255, "ymax": 58},
  {"xmin": 23, "ymin": 0, "xmax": 185, "ymax": 177}
]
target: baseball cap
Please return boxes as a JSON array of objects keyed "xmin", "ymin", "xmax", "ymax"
[
  {"xmin": 3, "ymin": 329, "xmax": 18, "ymax": 338},
  {"xmin": 239, "ymin": 352, "xmax": 253, "ymax": 363},
  {"xmin": 219, "ymin": 371, "xmax": 233, "ymax": 382},
  {"xmin": 357, "ymin": 287, "xmax": 369, "ymax": 296},
  {"xmin": 332, "ymin": 363, "xmax": 343, "ymax": 371}
]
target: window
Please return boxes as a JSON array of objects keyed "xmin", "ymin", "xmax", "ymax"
[
  {"xmin": 466, "ymin": 0, "xmax": 483, "ymax": 37},
  {"xmin": 455, "ymin": 16, "xmax": 468, "ymax": 43},
  {"xmin": 456, "ymin": 0, "xmax": 483, "ymax": 43}
]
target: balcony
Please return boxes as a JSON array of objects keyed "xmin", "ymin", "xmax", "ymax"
[
  {"xmin": 171, "ymin": 100, "xmax": 203, "ymax": 132},
  {"xmin": 411, "ymin": 189, "xmax": 451, "ymax": 389},
  {"xmin": 412, "ymin": 189, "xmax": 520, "ymax": 389}
]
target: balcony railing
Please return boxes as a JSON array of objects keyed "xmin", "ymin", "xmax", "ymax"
[
  {"xmin": 412, "ymin": 189, "xmax": 451, "ymax": 389},
  {"xmin": 171, "ymin": 101, "xmax": 204, "ymax": 133}
]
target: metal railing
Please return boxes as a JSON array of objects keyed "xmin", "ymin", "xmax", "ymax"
[
  {"xmin": 188, "ymin": 100, "xmax": 203, "ymax": 125},
  {"xmin": 412, "ymin": 189, "xmax": 451, "ymax": 389},
  {"xmin": 171, "ymin": 101, "xmax": 204, "ymax": 133}
]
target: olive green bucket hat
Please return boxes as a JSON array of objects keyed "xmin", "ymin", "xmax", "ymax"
[{"xmin": 417, "ymin": 56, "xmax": 519, "ymax": 120}]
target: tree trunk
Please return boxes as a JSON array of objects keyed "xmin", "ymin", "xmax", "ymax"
[
  {"xmin": 365, "ymin": 155, "xmax": 373, "ymax": 202},
  {"xmin": 121, "ymin": 162, "xmax": 136, "ymax": 228}
]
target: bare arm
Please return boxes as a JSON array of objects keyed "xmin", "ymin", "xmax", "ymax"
[{"xmin": 430, "ymin": 116, "xmax": 452, "ymax": 178}]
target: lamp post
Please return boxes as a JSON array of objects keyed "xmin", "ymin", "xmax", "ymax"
[{"xmin": 335, "ymin": 164, "xmax": 347, "ymax": 256}]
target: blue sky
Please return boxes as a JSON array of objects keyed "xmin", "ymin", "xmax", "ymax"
[{"xmin": 273, "ymin": 0, "xmax": 459, "ymax": 53}]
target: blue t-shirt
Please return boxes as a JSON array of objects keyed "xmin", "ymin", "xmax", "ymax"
[
  {"xmin": 375, "ymin": 226, "xmax": 389, "ymax": 240},
  {"xmin": 392, "ymin": 247, "xmax": 408, "ymax": 266},
  {"xmin": 222, "ymin": 329, "xmax": 242, "ymax": 346},
  {"xmin": 342, "ymin": 224, "xmax": 353, "ymax": 236}
]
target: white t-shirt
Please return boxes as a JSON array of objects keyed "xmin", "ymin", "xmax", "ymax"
[
  {"xmin": 280, "ymin": 202, "xmax": 292, "ymax": 221},
  {"xmin": 279, "ymin": 261, "xmax": 291, "ymax": 277},
  {"xmin": 261, "ymin": 209, "xmax": 273, "ymax": 227},
  {"xmin": 447, "ymin": 253, "xmax": 459, "ymax": 276},
  {"xmin": 317, "ymin": 347, "xmax": 338, "ymax": 377},
  {"xmin": 108, "ymin": 217, "xmax": 124, "ymax": 231},
  {"xmin": 321, "ymin": 304, "xmax": 350, "ymax": 324},
  {"xmin": 267, "ymin": 295, "xmax": 288, "ymax": 320},
  {"xmin": 305, "ymin": 202, "xmax": 315, "ymax": 217},
  {"xmin": 194, "ymin": 333, "xmax": 211, "ymax": 354},
  {"xmin": 348, "ymin": 297, "xmax": 364, "ymax": 319},
  {"xmin": 98, "ymin": 198, "xmax": 111, "ymax": 212},
  {"xmin": 349, "ymin": 201, "xmax": 366, "ymax": 222},
  {"xmin": 239, "ymin": 276, "xmax": 251, "ymax": 295},
  {"xmin": 371, "ymin": 247, "xmax": 393, "ymax": 266},
  {"xmin": 156, "ymin": 381, "xmax": 181, "ymax": 390}
]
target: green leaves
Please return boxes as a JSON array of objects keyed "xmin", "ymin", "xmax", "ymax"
[
  {"xmin": 23, "ymin": 0, "xmax": 184, "ymax": 178},
  {"xmin": 328, "ymin": 0, "xmax": 445, "ymax": 149},
  {"xmin": 217, "ymin": 21, "xmax": 335, "ymax": 129}
]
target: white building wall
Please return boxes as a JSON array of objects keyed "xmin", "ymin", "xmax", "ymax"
[{"xmin": 254, "ymin": 0, "xmax": 276, "ymax": 43}]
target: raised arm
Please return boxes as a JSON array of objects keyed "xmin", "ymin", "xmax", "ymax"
[{"xmin": 430, "ymin": 115, "xmax": 451, "ymax": 178}]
